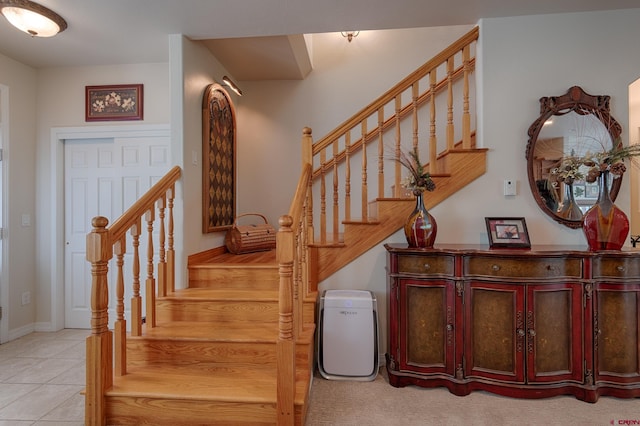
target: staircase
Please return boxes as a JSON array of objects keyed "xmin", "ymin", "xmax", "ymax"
[
  {"xmin": 103, "ymin": 249, "xmax": 316, "ymax": 425},
  {"xmin": 84, "ymin": 27, "xmax": 483, "ymax": 425}
]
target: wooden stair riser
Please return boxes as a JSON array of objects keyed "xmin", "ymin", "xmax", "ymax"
[
  {"xmin": 188, "ymin": 267, "xmax": 279, "ymax": 290},
  {"xmin": 126, "ymin": 339, "xmax": 313, "ymax": 367},
  {"xmin": 106, "ymin": 396, "xmax": 280, "ymax": 425},
  {"xmin": 156, "ymin": 299, "xmax": 315, "ymax": 323}
]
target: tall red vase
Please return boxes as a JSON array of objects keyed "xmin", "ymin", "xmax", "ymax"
[
  {"xmin": 404, "ymin": 191, "xmax": 437, "ymax": 248},
  {"xmin": 582, "ymin": 171, "xmax": 629, "ymax": 251}
]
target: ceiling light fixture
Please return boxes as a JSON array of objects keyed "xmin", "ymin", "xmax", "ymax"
[
  {"xmin": 222, "ymin": 76, "xmax": 243, "ymax": 96},
  {"xmin": 341, "ymin": 31, "xmax": 360, "ymax": 42},
  {"xmin": 0, "ymin": 0, "xmax": 67, "ymax": 37}
]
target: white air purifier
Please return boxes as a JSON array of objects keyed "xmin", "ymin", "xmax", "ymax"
[{"xmin": 317, "ymin": 289, "xmax": 378, "ymax": 381}]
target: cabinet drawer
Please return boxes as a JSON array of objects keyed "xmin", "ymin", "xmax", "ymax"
[
  {"xmin": 397, "ymin": 255, "xmax": 454, "ymax": 276},
  {"xmin": 593, "ymin": 257, "xmax": 640, "ymax": 279},
  {"xmin": 464, "ymin": 256, "xmax": 582, "ymax": 279}
]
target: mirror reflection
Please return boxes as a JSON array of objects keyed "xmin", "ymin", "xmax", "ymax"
[
  {"xmin": 526, "ymin": 86, "xmax": 622, "ymax": 229},
  {"xmin": 533, "ymin": 112, "xmax": 613, "ymax": 219}
]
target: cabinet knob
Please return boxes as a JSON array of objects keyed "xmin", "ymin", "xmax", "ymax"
[
  {"xmin": 423, "ymin": 263, "xmax": 431, "ymax": 270},
  {"xmin": 491, "ymin": 264, "xmax": 501, "ymax": 272},
  {"xmin": 617, "ymin": 265, "xmax": 626, "ymax": 272},
  {"xmin": 446, "ymin": 324, "xmax": 453, "ymax": 331},
  {"xmin": 517, "ymin": 329, "xmax": 525, "ymax": 337},
  {"xmin": 529, "ymin": 329, "xmax": 536, "ymax": 337}
]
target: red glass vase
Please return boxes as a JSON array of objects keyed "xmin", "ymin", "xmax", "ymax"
[
  {"xmin": 404, "ymin": 191, "xmax": 437, "ymax": 248},
  {"xmin": 582, "ymin": 171, "xmax": 629, "ymax": 251}
]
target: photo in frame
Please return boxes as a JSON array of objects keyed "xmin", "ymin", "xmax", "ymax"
[
  {"xmin": 485, "ymin": 217, "xmax": 531, "ymax": 248},
  {"xmin": 202, "ymin": 83, "xmax": 236, "ymax": 233},
  {"xmin": 85, "ymin": 84, "xmax": 143, "ymax": 121}
]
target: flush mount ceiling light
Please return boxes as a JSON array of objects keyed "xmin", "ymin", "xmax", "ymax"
[
  {"xmin": 341, "ymin": 31, "xmax": 360, "ymax": 42},
  {"xmin": 0, "ymin": 0, "xmax": 67, "ymax": 37},
  {"xmin": 222, "ymin": 76, "xmax": 243, "ymax": 96}
]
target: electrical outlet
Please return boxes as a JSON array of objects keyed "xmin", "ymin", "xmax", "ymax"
[{"xmin": 21, "ymin": 291, "xmax": 31, "ymax": 305}]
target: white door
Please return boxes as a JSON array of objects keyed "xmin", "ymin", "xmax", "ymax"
[{"xmin": 64, "ymin": 136, "xmax": 170, "ymax": 329}]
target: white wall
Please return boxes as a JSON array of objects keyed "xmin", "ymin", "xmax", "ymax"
[
  {"xmin": 175, "ymin": 35, "xmax": 241, "ymax": 268},
  {"xmin": 32, "ymin": 63, "xmax": 170, "ymax": 333},
  {"xmin": 0, "ymin": 53, "xmax": 37, "ymax": 340},
  {"xmin": 238, "ymin": 10, "xmax": 640, "ymax": 358}
]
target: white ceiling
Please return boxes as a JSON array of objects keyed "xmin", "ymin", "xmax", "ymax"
[{"xmin": 0, "ymin": 0, "xmax": 638, "ymax": 79}]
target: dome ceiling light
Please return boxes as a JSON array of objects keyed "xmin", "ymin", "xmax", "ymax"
[{"xmin": 0, "ymin": 0, "xmax": 67, "ymax": 37}]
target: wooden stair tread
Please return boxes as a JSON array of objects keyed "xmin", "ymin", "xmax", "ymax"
[
  {"xmin": 165, "ymin": 288, "xmax": 279, "ymax": 301},
  {"xmin": 108, "ymin": 364, "xmax": 309, "ymax": 405},
  {"xmin": 139, "ymin": 321, "xmax": 315, "ymax": 343},
  {"xmin": 190, "ymin": 249, "xmax": 277, "ymax": 267}
]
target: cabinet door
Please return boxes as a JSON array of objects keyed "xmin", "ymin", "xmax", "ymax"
[
  {"xmin": 465, "ymin": 281, "xmax": 525, "ymax": 383},
  {"xmin": 398, "ymin": 279, "xmax": 456, "ymax": 376},
  {"xmin": 526, "ymin": 283, "xmax": 584, "ymax": 383},
  {"xmin": 595, "ymin": 283, "xmax": 640, "ymax": 382}
]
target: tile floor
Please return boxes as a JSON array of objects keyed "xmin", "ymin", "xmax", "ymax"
[{"xmin": 0, "ymin": 329, "xmax": 90, "ymax": 426}]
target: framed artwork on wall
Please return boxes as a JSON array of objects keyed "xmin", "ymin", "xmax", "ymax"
[
  {"xmin": 202, "ymin": 83, "xmax": 236, "ymax": 233},
  {"xmin": 485, "ymin": 217, "xmax": 531, "ymax": 248},
  {"xmin": 85, "ymin": 84, "xmax": 143, "ymax": 121}
]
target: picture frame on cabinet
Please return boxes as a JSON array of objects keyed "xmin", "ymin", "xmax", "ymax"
[
  {"xmin": 485, "ymin": 217, "xmax": 531, "ymax": 248},
  {"xmin": 85, "ymin": 84, "xmax": 143, "ymax": 121}
]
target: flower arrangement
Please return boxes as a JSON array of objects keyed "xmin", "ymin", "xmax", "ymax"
[
  {"xmin": 396, "ymin": 147, "xmax": 436, "ymax": 195},
  {"xmin": 552, "ymin": 141, "xmax": 640, "ymax": 186},
  {"xmin": 581, "ymin": 142, "xmax": 640, "ymax": 182}
]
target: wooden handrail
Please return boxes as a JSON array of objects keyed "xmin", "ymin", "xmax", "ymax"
[
  {"xmin": 309, "ymin": 27, "xmax": 479, "ymax": 244},
  {"xmin": 85, "ymin": 166, "xmax": 181, "ymax": 426},
  {"xmin": 276, "ymin": 150, "xmax": 313, "ymax": 425},
  {"xmin": 312, "ymin": 27, "xmax": 479, "ymax": 156}
]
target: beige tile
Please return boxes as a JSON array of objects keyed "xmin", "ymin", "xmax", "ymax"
[
  {"xmin": 47, "ymin": 363, "xmax": 85, "ymax": 386},
  {"xmin": 33, "ymin": 422, "xmax": 84, "ymax": 426},
  {"xmin": 4, "ymin": 359, "xmax": 81, "ymax": 385},
  {"xmin": 0, "ymin": 384, "xmax": 39, "ymax": 409},
  {"xmin": 0, "ymin": 421, "xmax": 34, "ymax": 425},
  {"xmin": 49, "ymin": 342, "xmax": 84, "ymax": 361},
  {"xmin": 0, "ymin": 358, "xmax": 41, "ymax": 382},
  {"xmin": 40, "ymin": 392, "xmax": 84, "ymax": 423},
  {"xmin": 0, "ymin": 384, "xmax": 82, "ymax": 421}
]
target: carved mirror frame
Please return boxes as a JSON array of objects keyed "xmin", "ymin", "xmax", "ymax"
[{"xmin": 526, "ymin": 86, "xmax": 622, "ymax": 228}]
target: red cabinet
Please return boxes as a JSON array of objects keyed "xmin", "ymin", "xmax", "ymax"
[{"xmin": 386, "ymin": 244, "xmax": 640, "ymax": 402}]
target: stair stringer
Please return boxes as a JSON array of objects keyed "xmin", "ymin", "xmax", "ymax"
[{"xmin": 311, "ymin": 148, "xmax": 487, "ymax": 283}]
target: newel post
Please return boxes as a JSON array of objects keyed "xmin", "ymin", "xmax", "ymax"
[
  {"xmin": 276, "ymin": 214, "xmax": 295, "ymax": 425},
  {"xmin": 85, "ymin": 216, "xmax": 113, "ymax": 426}
]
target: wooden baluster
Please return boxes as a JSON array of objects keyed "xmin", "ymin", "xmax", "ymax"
[
  {"xmin": 377, "ymin": 107, "xmax": 385, "ymax": 198},
  {"xmin": 394, "ymin": 95, "xmax": 402, "ymax": 197},
  {"xmin": 85, "ymin": 216, "xmax": 113, "ymax": 426},
  {"xmin": 167, "ymin": 186, "xmax": 175, "ymax": 293},
  {"xmin": 302, "ymin": 128, "xmax": 314, "ymax": 245},
  {"xmin": 462, "ymin": 44, "xmax": 471, "ymax": 149},
  {"xmin": 145, "ymin": 209, "xmax": 156, "ymax": 328},
  {"xmin": 332, "ymin": 139, "xmax": 339, "ymax": 242},
  {"xmin": 447, "ymin": 55, "xmax": 455, "ymax": 151},
  {"xmin": 131, "ymin": 219, "xmax": 142, "ymax": 337},
  {"xmin": 114, "ymin": 237, "xmax": 126, "ymax": 376},
  {"xmin": 412, "ymin": 82, "xmax": 419, "ymax": 152},
  {"xmin": 345, "ymin": 131, "xmax": 351, "ymax": 222},
  {"xmin": 361, "ymin": 120, "xmax": 368, "ymax": 221},
  {"xmin": 157, "ymin": 195, "xmax": 167, "ymax": 298},
  {"xmin": 320, "ymin": 148, "xmax": 327, "ymax": 244},
  {"xmin": 276, "ymin": 215, "xmax": 295, "ymax": 426},
  {"xmin": 429, "ymin": 70, "xmax": 438, "ymax": 175}
]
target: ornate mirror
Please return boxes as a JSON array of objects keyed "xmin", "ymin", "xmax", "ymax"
[{"xmin": 526, "ymin": 86, "xmax": 622, "ymax": 228}]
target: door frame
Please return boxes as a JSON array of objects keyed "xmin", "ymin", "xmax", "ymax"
[{"xmin": 49, "ymin": 124, "xmax": 170, "ymax": 331}]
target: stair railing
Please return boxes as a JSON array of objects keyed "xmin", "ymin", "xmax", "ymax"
[
  {"xmin": 85, "ymin": 165, "xmax": 181, "ymax": 426},
  {"xmin": 310, "ymin": 26, "xmax": 479, "ymax": 245},
  {"xmin": 276, "ymin": 128, "xmax": 313, "ymax": 425}
]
